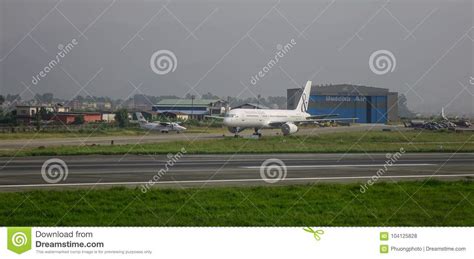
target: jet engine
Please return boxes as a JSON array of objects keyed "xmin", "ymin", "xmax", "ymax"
[
  {"xmin": 227, "ymin": 127, "xmax": 245, "ymax": 134},
  {"xmin": 281, "ymin": 122, "xmax": 298, "ymax": 135}
]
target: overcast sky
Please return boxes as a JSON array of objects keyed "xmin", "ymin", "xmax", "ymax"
[{"xmin": 0, "ymin": 0, "xmax": 473, "ymax": 115}]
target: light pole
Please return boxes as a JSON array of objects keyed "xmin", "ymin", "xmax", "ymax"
[{"xmin": 191, "ymin": 95, "xmax": 195, "ymax": 120}]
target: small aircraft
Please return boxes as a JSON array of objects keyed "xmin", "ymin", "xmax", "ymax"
[
  {"xmin": 135, "ymin": 112, "xmax": 187, "ymax": 133},
  {"xmin": 207, "ymin": 80, "xmax": 357, "ymax": 137}
]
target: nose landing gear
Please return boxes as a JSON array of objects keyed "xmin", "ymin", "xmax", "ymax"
[{"xmin": 228, "ymin": 127, "xmax": 244, "ymax": 138}]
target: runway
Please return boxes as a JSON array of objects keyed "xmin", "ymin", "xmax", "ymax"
[{"xmin": 0, "ymin": 153, "xmax": 472, "ymax": 190}]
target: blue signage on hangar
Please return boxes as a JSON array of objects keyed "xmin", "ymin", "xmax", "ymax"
[{"xmin": 308, "ymin": 95, "xmax": 388, "ymax": 123}]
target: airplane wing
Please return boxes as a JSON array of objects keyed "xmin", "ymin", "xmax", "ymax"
[
  {"xmin": 153, "ymin": 121, "xmax": 183, "ymax": 125},
  {"xmin": 307, "ymin": 114, "xmax": 339, "ymax": 119},
  {"xmin": 267, "ymin": 122, "xmax": 288, "ymax": 127},
  {"xmin": 205, "ymin": 115, "xmax": 225, "ymax": 120},
  {"xmin": 268, "ymin": 118, "xmax": 357, "ymax": 127},
  {"xmin": 308, "ymin": 118, "xmax": 357, "ymax": 122},
  {"xmin": 299, "ymin": 118, "xmax": 358, "ymax": 124}
]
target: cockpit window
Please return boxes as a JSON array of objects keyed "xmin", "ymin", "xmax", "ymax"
[{"xmin": 225, "ymin": 113, "xmax": 237, "ymax": 118}]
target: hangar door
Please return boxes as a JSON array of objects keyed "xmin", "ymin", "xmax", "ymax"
[{"xmin": 366, "ymin": 96, "xmax": 387, "ymax": 123}]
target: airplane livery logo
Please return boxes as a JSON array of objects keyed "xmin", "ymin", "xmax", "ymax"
[{"xmin": 301, "ymin": 93, "xmax": 308, "ymax": 112}]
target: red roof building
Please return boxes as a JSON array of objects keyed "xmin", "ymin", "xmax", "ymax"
[{"xmin": 51, "ymin": 112, "xmax": 102, "ymax": 124}]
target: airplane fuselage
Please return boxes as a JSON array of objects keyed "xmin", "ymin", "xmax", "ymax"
[{"xmin": 223, "ymin": 108, "xmax": 310, "ymax": 128}]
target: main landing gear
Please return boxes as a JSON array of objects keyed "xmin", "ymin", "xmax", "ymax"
[{"xmin": 253, "ymin": 128, "xmax": 262, "ymax": 138}]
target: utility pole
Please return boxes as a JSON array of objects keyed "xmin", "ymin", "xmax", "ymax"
[{"xmin": 191, "ymin": 95, "xmax": 195, "ymax": 120}]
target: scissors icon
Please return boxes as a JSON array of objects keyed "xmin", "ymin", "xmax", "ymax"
[{"xmin": 303, "ymin": 227, "xmax": 324, "ymax": 241}]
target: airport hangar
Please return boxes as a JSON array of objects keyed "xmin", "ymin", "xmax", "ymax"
[{"xmin": 287, "ymin": 84, "xmax": 399, "ymax": 124}]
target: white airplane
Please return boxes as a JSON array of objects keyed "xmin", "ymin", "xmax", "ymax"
[
  {"xmin": 135, "ymin": 112, "xmax": 187, "ymax": 133},
  {"xmin": 208, "ymin": 81, "xmax": 356, "ymax": 136}
]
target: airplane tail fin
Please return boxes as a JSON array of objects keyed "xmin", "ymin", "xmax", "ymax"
[
  {"xmin": 135, "ymin": 112, "xmax": 148, "ymax": 125},
  {"xmin": 295, "ymin": 81, "xmax": 312, "ymax": 112},
  {"xmin": 441, "ymin": 107, "xmax": 447, "ymax": 120}
]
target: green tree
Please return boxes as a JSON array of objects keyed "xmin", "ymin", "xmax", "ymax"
[
  {"xmin": 115, "ymin": 108, "xmax": 129, "ymax": 128},
  {"xmin": 6, "ymin": 94, "xmax": 20, "ymax": 102},
  {"xmin": 42, "ymin": 93, "xmax": 54, "ymax": 103},
  {"xmin": 0, "ymin": 110, "xmax": 15, "ymax": 124},
  {"xmin": 34, "ymin": 110, "xmax": 41, "ymax": 131},
  {"xmin": 202, "ymin": 92, "xmax": 219, "ymax": 99},
  {"xmin": 38, "ymin": 107, "xmax": 49, "ymax": 120},
  {"xmin": 73, "ymin": 115, "xmax": 85, "ymax": 125},
  {"xmin": 398, "ymin": 94, "xmax": 416, "ymax": 118}
]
